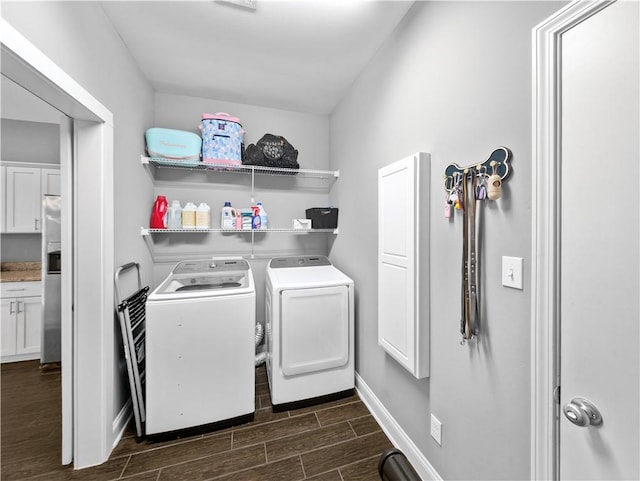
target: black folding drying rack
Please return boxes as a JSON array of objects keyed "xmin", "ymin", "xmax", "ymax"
[{"xmin": 115, "ymin": 262, "xmax": 149, "ymax": 439}]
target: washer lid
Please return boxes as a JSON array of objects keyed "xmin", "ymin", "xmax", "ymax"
[
  {"xmin": 269, "ymin": 256, "xmax": 331, "ymax": 269},
  {"xmin": 267, "ymin": 257, "xmax": 353, "ymax": 289},
  {"xmin": 149, "ymin": 258, "xmax": 254, "ymax": 299},
  {"xmin": 158, "ymin": 272, "xmax": 248, "ymax": 294}
]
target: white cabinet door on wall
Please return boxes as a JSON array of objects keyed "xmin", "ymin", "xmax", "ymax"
[
  {"xmin": 5, "ymin": 166, "xmax": 42, "ymax": 233},
  {"xmin": 378, "ymin": 152, "xmax": 430, "ymax": 379},
  {"xmin": 41, "ymin": 168, "xmax": 61, "ymax": 195}
]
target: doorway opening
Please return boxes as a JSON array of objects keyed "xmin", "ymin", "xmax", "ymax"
[{"xmin": 2, "ymin": 18, "xmax": 115, "ymax": 469}]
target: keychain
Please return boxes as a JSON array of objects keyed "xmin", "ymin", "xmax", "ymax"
[
  {"xmin": 476, "ymin": 167, "xmax": 487, "ymax": 200},
  {"xmin": 451, "ymin": 174, "xmax": 464, "ymax": 210},
  {"xmin": 444, "ymin": 191, "xmax": 453, "ymax": 218},
  {"xmin": 487, "ymin": 161, "xmax": 502, "ymax": 200}
]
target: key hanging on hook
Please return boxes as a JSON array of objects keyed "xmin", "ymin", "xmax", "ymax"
[{"xmin": 476, "ymin": 166, "xmax": 487, "ymax": 200}]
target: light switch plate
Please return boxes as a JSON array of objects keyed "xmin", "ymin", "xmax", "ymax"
[{"xmin": 502, "ymin": 256, "xmax": 523, "ymax": 289}]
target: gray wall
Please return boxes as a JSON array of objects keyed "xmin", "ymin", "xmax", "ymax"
[
  {"xmin": 1, "ymin": 119, "xmax": 60, "ymax": 164},
  {"xmin": 2, "ymin": 0, "xmax": 155, "ymax": 450},
  {"xmin": 1, "ymin": 119, "xmax": 60, "ymax": 262},
  {"xmin": 329, "ymin": 2, "xmax": 564, "ymax": 479},
  {"xmin": 151, "ymin": 94, "xmax": 331, "ymax": 280}
]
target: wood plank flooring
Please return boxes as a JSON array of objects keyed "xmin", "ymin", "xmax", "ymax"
[{"xmin": 1, "ymin": 361, "xmax": 392, "ymax": 480}]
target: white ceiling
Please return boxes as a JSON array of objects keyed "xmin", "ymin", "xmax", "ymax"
[{"xmin": 100, "ymin": 0, "xmax": 414, "ymax": 115}]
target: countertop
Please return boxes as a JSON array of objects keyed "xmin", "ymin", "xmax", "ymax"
[{"xmin": 0, "ymin": 262, "xmax": 42, "ymax": 283}]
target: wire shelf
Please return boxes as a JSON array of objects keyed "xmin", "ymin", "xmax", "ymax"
[
  {"xmin": 141, "ymin": 227, "xmax": 337, "ymax": 235},
  {"xmin": 141, "ymin": 156, "xmax": 338, "ymax": 179}
]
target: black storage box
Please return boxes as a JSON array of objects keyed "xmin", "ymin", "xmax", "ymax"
[{"xmin": 305, "ymin": 207, "xmax": 339, "ymax": 229}]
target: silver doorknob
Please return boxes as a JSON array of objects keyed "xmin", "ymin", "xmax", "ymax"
[{"xmin": 562, "ymin": 397, "xmax": 603, "ymax": 427}]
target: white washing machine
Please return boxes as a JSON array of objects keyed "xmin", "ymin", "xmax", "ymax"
[
  {"xmin": 266, "ymin": 256, "xmax": 354, "ymax": 410},
  {"xmin": 145, "ymin": 258, "xmax": 255, "ymax": 435}
]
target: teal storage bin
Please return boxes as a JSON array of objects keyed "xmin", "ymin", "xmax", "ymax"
[{"xmin": 145, "ymin": 128, "xmax": 202, "ymax": 162}]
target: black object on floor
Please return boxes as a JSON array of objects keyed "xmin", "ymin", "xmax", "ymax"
[{"xmin": 378, "ymin": 448, "xmax": 422, "ymax": 481}]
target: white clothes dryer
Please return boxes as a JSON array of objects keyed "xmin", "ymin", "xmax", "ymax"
[
  {"xmin": 266, "ymin": 256, "xmax": 354, "ymax": 410},
  {"xmin": 145, "ymin": 258, "xmax": 255, "ymax": 436}
]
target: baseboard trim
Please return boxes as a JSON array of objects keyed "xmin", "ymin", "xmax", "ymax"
[
  {"xmin": 355, "ymin": 372, "xmax": 442, "ymax": 481},
  {"xmin": 111, "ymin": 399, "xmax": 132, "ymax": 450}
]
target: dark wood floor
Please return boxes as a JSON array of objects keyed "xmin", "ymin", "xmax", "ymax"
[{"xmin": 1, "ymin": 361, "xmax": 392, "ymax": 480}]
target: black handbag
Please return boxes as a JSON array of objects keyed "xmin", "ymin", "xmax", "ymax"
[{"xmin": 243, "ymin": 134, "xmax": 299, "ymax": 169}]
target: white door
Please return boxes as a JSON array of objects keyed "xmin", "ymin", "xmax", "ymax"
[{"xmin": 559, "ymin": 1, "xmax": 639, "ymax": 479}]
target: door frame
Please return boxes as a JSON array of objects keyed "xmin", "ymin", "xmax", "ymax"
[
  {"xmin": 530, "ymin": 1, "xmax": 614, "ymax": 479},
  {"xmin": 1, "ymin": 18, "xmax": 115, "ymax": 468}
]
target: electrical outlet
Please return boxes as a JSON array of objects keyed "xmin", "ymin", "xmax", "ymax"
[{"xmin": 430, "ymin": 414, "xmax": 442, "ymax": 446}]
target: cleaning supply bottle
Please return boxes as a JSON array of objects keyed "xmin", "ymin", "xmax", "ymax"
[
  {"xmin": 257, "ymin": 202, "xmax": 268, "ymax": 229},
  {"xmin": 221, "ymin": 201, "xmax": 236, "ymax": 229},
  {"xmin": 196, "ymin": 202, "xmax": 211, "ymax": 229},
  {"xmin": 240, "ymin": 208, "xmax": 253, "ymax": 230},
  {"xmin": 251, "ymin": 205, "xmax": 261, "ymax": 229},
  {"xmin": 150, "ymin": 195, "xmax": 168, "ymax": 229},
  {"xmin": 182, "ymin": 202, "xmax": 197, "ymax": 229},
  {"xmin": 167, "ymin": 200, "xmax": 182, "ymax": 229}
]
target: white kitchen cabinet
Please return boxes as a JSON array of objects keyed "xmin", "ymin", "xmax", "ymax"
[
  {"xmin": 1, "ymin": 163, "xmax": 60, "ymax": 233},
  {"xmin": 1, "ymin": 282, "xmax": 42, "ymax": 362},
  {"xmin": 378, "ymin": 152, "xmax": 430, "ymax": 379},
  {"xmin": 1, "ymin": 298, "xmax": 18, "ymax": 357},
  {"xmin": 41, "ymin": 168, "xmax": 61, "ymax": 195},
  {"xmin": 5, "ymin": 166, "xmax": 42, "ymax": 233},
  {"xmin": 0, "ymin": 166, "xmax": 5, "ymax": 232}
]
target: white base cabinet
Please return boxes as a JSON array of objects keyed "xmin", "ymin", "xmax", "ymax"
[
  {"xmin": 378, "ymin": 152, "xmax": 430, "ymax": 379},
  {"xmin": 1, "ymin": 282, "xmax": 42, "ymax": 363}
]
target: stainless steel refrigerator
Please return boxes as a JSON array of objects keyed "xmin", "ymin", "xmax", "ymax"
[{"xmin": 41, "ymin": 195, "xmax": 61, "ymax": 364}]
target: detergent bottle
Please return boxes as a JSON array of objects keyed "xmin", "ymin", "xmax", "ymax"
[
  {"xmin": 257, "ymin": 202, "xmax": 268, "ymax": 229},
  {"xmin": 150, "ymin": 195, "xmax": 168, "ymax": 229},
  {"xmin": 182, "ymin": 202, "xmax": 197, "ymax": 229},
  {"xmin": 196, "ymin": 203, "xmax": 211, "ymax": 229},
  {"xmin": 167, "ymin": 200, "xmax": 182, "ymax": 229},
  {"xmin": 251, "ymin": 206, "xmax": 261, "ymax": 229},
  {"xmin": 220, "ymin": 201, "xmax": 236, "ymax": 229}
]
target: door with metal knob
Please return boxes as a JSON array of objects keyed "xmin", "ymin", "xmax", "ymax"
[
  {"xmin": 559, "ymin": 1, "xmax": 639, "ymax": 479},
  {"xmin": 562, "ymin": 398, "xmax": 602, "ymax": 428}
]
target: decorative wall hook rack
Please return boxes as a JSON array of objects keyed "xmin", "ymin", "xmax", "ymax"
[
  {"xmin": 442, "ymin": 146, "xmax": 513, "ymax": 346},
  {"xmin": 443, "ymin": 147, "xmax": 512, "ymax": 193}
]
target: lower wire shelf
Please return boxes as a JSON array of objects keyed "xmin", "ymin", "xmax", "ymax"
[
  {"xmin": 140, "ymin": 227, "xmax": 338, "ymax": 235},
  {"xmin": 140, "ymin": 226, "xmax": 338, "ymax": 260}
]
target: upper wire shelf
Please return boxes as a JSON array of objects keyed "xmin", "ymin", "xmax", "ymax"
[{"xmin": 141, "ymin": 156, "xmax": 339, "ymax": 180}]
